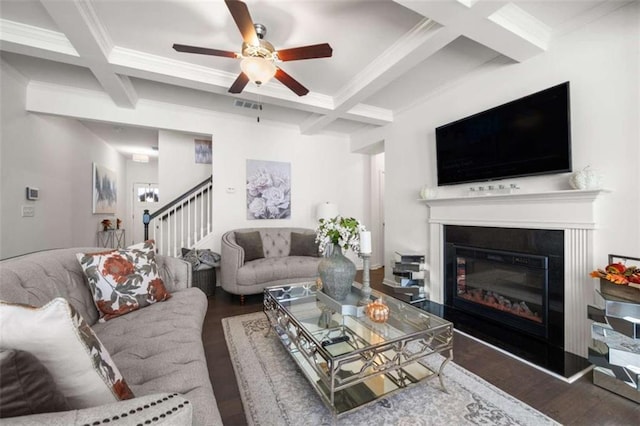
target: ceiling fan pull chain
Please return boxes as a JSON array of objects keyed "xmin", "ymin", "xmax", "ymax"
[{"xmin": 257, "ymin": 94, "xmax": 262, "ymax": 123}]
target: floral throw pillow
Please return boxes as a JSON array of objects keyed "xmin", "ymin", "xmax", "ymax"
[
  {"xmin": 76, "ymin": 240, "xmax": 171, "ymax": 322},
  {"xmin": 0, "ymin": 298, "xmax": 134, "ymax": 409}
]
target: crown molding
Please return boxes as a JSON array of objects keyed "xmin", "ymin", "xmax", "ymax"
[
  {"xmin": 0, "ymin": 19, "xmax": 78, "ymax": 57},
  {"xmin": 344, "ymin": 104, "xmax": 393, "ymax": 126},
  {"xmin": 488, "ymin": 3, "xmax": 551, "ymax": 51},
  {"xmin": 334, "ymin": 18, "xmax": 441, "ymax": 108},
  {"xmin": 74, "ymin": 0, "xmax": 114, "ymax": 57}
]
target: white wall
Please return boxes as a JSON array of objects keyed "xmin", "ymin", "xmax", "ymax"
[
  {"xmin": 158, "ymin": 130, "xmax": 212, "ymax": 202},
  {"xmin": 0, "ymin": 61, "xmax": 126, "ymax": 259},
  {"xmin": 382, "ymin": 2, "xmax": 639, "ymax": 278},
  {"xmin": 213, "ymin": 121, "xmax": 368, "ymax": 263}
]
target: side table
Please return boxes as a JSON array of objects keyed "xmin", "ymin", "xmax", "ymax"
[
  {"xmin": 587, "ymin": 292, "xmax": 640, "ymax": 403},
  {"xmin": 192, "ymin": 267, "xmax": 217, "ymax": 296},
  {"xmin": 97, "ymin": 229, "xmax": 126, "ymax": 249}
]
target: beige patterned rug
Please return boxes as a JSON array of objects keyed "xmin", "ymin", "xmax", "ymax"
[{"xmin": 222, "ymin": 312, "xmax": 561, "ymax": 426}]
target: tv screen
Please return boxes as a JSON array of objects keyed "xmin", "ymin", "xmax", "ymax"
[{"xmin": 435, "ymin": 82, "xmax": 571, "ymax": 186}]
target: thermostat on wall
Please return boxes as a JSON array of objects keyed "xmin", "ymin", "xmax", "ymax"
[{"xmin": 26, "ymin": 187, "xmax": 39, "ymax": 200}]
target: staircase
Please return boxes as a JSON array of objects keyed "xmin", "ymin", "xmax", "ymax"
[{"xmin": 144, "ymin": 176, "xmax": 213, "ymax": 256}]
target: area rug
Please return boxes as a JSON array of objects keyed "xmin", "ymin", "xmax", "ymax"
[{"xmin": 222, "ymin": 312, "xmax": 561, "ymax": 426}]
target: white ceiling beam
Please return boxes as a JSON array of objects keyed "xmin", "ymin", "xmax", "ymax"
[
  {"xmin": 301, "ymin": 19, "xmax": 459, "ymax": 135},
  {"xmin": 109, "ymin": 46, "xmax": 393, "ymax": 126},
  {"xmin": 39, "ymin": 0, "xmax": 138, "ymax": 108},
  {"xmin": 0, "ymin": 19, "xmax": 79, "ymax": 58},
  {"xmin": 26, "ymin": 81, "xmax": 230, "ymax": 135},
  {"xmin": 0, "ymin": 18, "xmax": 391, "ymax": 130},
  {"xmin": 395, "ymin": 0, "xmax": 550, "ymax": 63}
]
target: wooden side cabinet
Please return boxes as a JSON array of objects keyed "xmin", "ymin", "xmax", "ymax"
[{"xmin": 97, "ymin": 229, "xmax": 126, "ymax": 249}]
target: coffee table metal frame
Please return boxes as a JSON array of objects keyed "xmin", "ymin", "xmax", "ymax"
[{"xmin": 263, "ymin": 282, "xmax": 454, "ymax": 417}]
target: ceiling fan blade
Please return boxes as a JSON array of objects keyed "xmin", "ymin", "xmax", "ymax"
[
  {"xmin": 228, "ymin": 72, "xmax": 250, "ymax": 94},
  {"xmin": 173, "ymin": 44, "xmax": 237, "ymax": 58},
  {"xmin": 276, "ymin": 43, "xmax": 333, "ymax": 62},
  {"xmin": 274, "ymin": 68, "xmax": 309, "ymax": 96},
  {"xmin": 225, "ymin": 0, "xmax": 258, "ymax": 45}
]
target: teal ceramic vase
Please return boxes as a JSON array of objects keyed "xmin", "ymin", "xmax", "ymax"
[{"xmin": 318, "ymin": 243, "xmax": 356, "ymax": 301}]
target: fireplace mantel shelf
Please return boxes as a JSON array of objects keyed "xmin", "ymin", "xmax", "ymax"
[{"xmin": 419, "ymin": 188, "xmax": 609, "ymax": 206}]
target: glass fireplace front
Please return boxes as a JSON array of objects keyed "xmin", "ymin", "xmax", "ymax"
[{"xmin": 452, "ymin": 245, "xmax": 549, "ymax": 338}]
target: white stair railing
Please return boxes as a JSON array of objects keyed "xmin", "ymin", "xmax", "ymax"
[{"xmin": 144, "ymin": 177, "xmax": 213, "ymax": 256}]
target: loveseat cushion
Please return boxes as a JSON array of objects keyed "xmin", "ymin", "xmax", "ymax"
[
  {"xmin": 91, "ymin": 287, "xmax": 217, "ymax": 425},
  {"xmin": 236, "ymin": 256, "xmax": 320, "ymax": 287},
  {"xmin": 0, "ymin": 349, "xmax": 70, "ymax": 418},
  {"xmin": 290, "ymin": 232, "xmax": 320, "ymax": 257},
  {"xmin": 235, "ymin": 231, "xmax": 264, "ymax": 261}
]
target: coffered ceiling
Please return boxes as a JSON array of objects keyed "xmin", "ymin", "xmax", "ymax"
[{"xmin": 0, "ymin": 0, "xmax": 628, "ymax": 154}]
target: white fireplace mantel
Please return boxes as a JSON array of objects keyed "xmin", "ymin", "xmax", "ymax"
[
  {"xmin": 421, "ymin": 189, "xmax": 607, "ymax": 230},
  {"xmin": 421, "ymin": 189, "xmax": 608, "ymax": 357}
]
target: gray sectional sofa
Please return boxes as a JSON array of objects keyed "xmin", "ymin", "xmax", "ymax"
[
  {"xmin": 220, "ymin": 227, "xmax": 322, "ymax": 300},
  {"xmin": 0, "ymin": 248, "xmax": 221, "ymax": 426}
]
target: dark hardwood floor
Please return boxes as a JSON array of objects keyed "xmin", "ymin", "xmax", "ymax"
[{"xmin": 202, "ymin": 268, "xmax": 640, "ymax": 425}]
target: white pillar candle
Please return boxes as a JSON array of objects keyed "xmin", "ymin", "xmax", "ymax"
[{"xmin": 360, "ymin": 231, "xmax": 372, "ymax": 254}]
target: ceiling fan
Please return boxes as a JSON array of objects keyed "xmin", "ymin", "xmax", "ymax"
[{"xmin": 173, "ymin": 0, "xmax": 333, "ymax": 96}]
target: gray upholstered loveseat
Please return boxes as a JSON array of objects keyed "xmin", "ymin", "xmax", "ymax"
[
  {"xmin": 0, "ymin": 248, "xmax": 221, "ymax": 425},
  {"xmin": 220, "ymin": 228, "xmax": 322, "ymax": 301}
]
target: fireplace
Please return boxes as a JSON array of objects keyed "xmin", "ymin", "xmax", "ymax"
[
  {"xmin": 420, "ymin": 189, "xmax": 605, "ymax": 381},
  {"xmin": 443, "ymin": 225, "xmax": 565, "ymax": 352},
  {"xmin": 452, "ymin": 246, "xmax": 548, "ymax": 335}
]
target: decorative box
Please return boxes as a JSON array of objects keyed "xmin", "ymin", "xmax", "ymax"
[{"xmin": 600, "ymin": 278, "xmax": 640, "ymax": 304}]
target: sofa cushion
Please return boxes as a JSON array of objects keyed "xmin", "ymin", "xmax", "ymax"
[
  {"xmin": 290, "ymin": 232, "xmax": 320, "ymax": 257},
  {"xmin": 92, "ymin": 287, "xmax": 217, "ymax": 425},
  {"xmin": 0, "ymin": 248, "xmax": 102, "ymax": 325},
  {"xmin": 236, "ymin": 256, "xmax": 321, "ymax": 286},
  {"xmin": 235, "ymin": 231, "xmax": 264, "ymax": 261},
  {"xmin": 0, "ymin": 349, "xmax": 70, "ymax": 418},
  {"xmin": 0, "ymin": 298, "xmax": 134, "ymax": 409},
  {"xmin": 76, "ymin": 240, "xmax": 171, "ymax": 322}
]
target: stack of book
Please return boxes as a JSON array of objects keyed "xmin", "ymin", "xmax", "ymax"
[{"xmin": 383, "ymin": 251, "xmax": 427, "ymax": 304}]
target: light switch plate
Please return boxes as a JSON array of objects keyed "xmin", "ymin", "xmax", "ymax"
[{"xmin": 21, "ymin": 206, "xmax": 35, "ymax": 217}]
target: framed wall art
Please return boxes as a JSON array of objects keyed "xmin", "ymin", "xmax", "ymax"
[
  {"xmin": 246, "ymin": 159, "xmax": 291, "ymax": 220},
  {"xmin": 195, "ymin": 139, "xmax": 212, "ymax": 164},
  {"xmin": 92, "ymin": 163, "xmax": 117, "ymax": 214}
]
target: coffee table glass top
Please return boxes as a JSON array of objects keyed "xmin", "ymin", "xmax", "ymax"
[{"xmin": 263, "ymin": 282, "xmax": 453, "ymax": 416}]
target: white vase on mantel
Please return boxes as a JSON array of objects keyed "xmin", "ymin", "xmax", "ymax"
[
  {"xmin": 569, "ymin": 166, "xmax": 602, "ymax": 190},
  {"xmin": 420, "ymin": 186, "xmax": 437, "ymax": 200}
]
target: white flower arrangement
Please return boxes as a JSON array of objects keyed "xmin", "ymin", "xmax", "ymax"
[{"xmin": 315, "ymin": 216, "xmax": 366, "ymax": 254}]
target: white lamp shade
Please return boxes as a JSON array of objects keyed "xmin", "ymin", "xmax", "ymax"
[
  {"xmin": 240, "ymin": 57, "xmax": 276, "ymax": 85},
  {"xmin": 316, "ymin": 202, "xmax": 338, "ymax": 221}
]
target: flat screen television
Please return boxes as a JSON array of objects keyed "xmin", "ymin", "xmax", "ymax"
[{"xmin": 435, "ymin": 82, "xmax": 571, "ymax": 186}]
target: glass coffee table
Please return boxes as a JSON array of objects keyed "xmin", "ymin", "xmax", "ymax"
[{"xmin": 263, "ymin": 281, "xmax": 454, "ymax": 417}]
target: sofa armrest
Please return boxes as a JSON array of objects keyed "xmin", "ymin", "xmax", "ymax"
[
  {"xmin": 220, "ymin": 231, "xmax": 243, "ymax": 294},
  {"xmin": 157, "ymin": 255, "xmax": 192, "ymax": 292},
  {"xmin": 3, "ymin": 393, "xmax": 192, "ymax": 426}
]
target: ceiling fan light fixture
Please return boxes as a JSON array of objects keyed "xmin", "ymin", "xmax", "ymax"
[{"xmin": 240, "ymin": 56, "xmax": 276, "ymax": 86}]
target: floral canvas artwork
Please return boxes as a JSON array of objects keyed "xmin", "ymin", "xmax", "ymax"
[
  {"xmin": 93, "ymin": 163, "xmax": 117, "ymax": 214},
  {"xmin": 246, "ymin": 160, "xmax": 291, "ymax": 220}
]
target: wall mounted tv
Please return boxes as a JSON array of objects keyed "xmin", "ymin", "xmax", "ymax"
[{"xmin": 435, "ymin": 82, "xmax": 571, "ymax": 186}]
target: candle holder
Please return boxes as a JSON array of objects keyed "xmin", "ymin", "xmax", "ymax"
[{"xmin": 359, "ymin": 252, "xmax": 371, "ymax": 305}]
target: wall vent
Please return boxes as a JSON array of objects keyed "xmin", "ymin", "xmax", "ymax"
[{"xmin": 233, "ymin": 99, "xmax": 260, "ymax": 110}]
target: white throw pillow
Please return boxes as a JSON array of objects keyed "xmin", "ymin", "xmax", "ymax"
[{"xmin": 0, "ymin": 297, "xmax": 134, "ymax": 409}]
